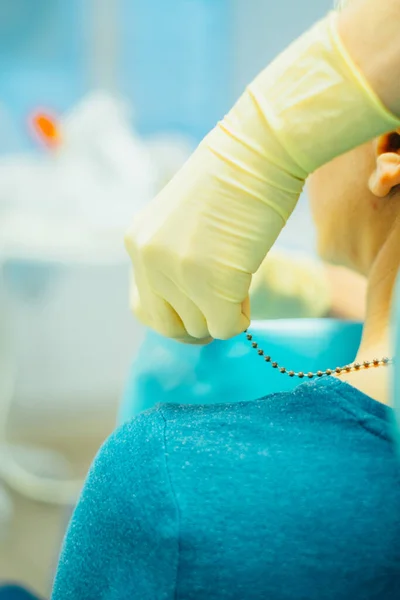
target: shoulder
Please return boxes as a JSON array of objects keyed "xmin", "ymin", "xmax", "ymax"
[
  {"xmin": 153, "ymin": 381, "xmax": 349, "ymax": 460},
  {"xmin": 94, "ymin": 380, "xmax": 335, "ymax": 490},
  {"xmin": 52, "ymin": 407, "xmax": 180, "ymax": 598},
  {"xmin": 66, "ymin": 406, "xmax": 181, "ymax": 552},
  {"xmin": 157, "ymin": 380, "xmax": 322, "ymax": 430},
  {"xmin": 84, "ymin": 406, "xmax": 171, "ymax": 503}
]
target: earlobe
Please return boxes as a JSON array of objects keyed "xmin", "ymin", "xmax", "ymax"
[{"xmin": 369, "ymin": 131, "xmax": 400, "ymax": 197}]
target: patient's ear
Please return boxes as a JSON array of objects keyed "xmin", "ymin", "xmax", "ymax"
[{"xmin": 369, "ymin": 131, "xmax": 400, "ymax": 197}]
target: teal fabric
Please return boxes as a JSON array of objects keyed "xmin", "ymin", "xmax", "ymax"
[
  {"xmin": 52, "ymin": 378, "xmax": 400, "ymax": 599},
  {"xmin": 392, "ymin": 274, "xmax": 400, "ymax": 452}
]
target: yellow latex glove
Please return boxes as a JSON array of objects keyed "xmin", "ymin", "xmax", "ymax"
[
  {"xmin": 125, "ymin": 12, "xmax": 400, "ymax": 342},
  {"xmin": 250, "ymin": 250, "xmax": 331, "ymax": 320}
]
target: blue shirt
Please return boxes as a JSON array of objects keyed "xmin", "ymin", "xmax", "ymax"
[{"xmin": 52, "ymin": 378, "xmax": 400, "ymax": 599}]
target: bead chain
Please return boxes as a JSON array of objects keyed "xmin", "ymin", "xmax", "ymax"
[{"xmin": 244, "ymin": 331, "xmax": 392, "ymax": 379}]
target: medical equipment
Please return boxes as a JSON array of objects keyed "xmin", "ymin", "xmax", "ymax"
[
  {"xmin": 244, "ymin": 330, "xmax": 391, "ymax": 379},
  {"xmin": 0, "ymin": 93, "xmax": 152, "ymax": 512}
]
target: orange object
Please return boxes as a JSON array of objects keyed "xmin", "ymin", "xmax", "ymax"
[{"xmin": 30, "ymin": 111, "xmax": 61, "ymax": 148}]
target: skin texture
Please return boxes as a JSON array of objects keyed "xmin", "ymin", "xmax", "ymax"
[
  {"xmin": 308, "ymin": 129, "xmax": 400, "ymax": 405},
  {"xmin": 324, "ymin": 264, "xmax": 367, "ymax": 321}
]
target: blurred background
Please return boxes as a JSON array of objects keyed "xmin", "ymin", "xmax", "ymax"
[{"xmin": 0, "ymin": 0, "xmax": 334, "ymax": 597}]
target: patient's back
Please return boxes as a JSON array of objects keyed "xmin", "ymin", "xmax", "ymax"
[{"xmin": 53, "ymin": 378, "xmax": 400, "ymax": 600}]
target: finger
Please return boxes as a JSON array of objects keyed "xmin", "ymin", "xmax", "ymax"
[
  {"xmin": 132, "ymin": 288, "xmax": 186, "ymax": 338},
  {"xmin": 154, "ymin": 273, "xmax": 211, "ymax": 339},
  {"xmin": 203, "ymin": 297, "xmax": 250, "ymax": 340},
  {"xmin": 130, "ymin": 281, "xmax": 153, "ymax": 328},
  {"xmin": 131, "ymin": 275, "xmax": 205, "ymax": 343},
  {"xmin": 130, "ymin": 269, "xmax": 187, "ymax": 339},
  {"xmin": 176, "ymin": 336, "xmax": 213, "ymax": 346},
  {"xmin": 242, "ymin": 295, "xmax": 251, "ymax": 324}
]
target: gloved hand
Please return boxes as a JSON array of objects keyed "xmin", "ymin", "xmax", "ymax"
[
  {"xmin": 250, "ymin": 250, "xmax": 331, "ymax": 320},
  {"xmin": 125, "ymin": 12, "xmax": 400, "ymax": 342}
]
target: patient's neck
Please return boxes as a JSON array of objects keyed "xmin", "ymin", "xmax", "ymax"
[{"xmin": 338, "ymin": 223, "xmax": 400, "ymax": 406}]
